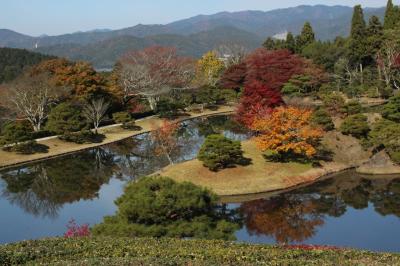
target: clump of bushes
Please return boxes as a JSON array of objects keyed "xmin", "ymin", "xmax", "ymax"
[
  {"xmin": 311, "ymin": 108, "xmax": 335, "ymax": 131},
  {"xmin": 369, "ymin": 119, "xmax": 400, "ymax": 164},
  {"xmin": 59, "ymin": 130, "xmax": 105, "ymax": 144},
  {"xmin": 382, "ymin": 95, "xmax": 400, "ymax": 123},
  {"xmin": 156, "ymin": 99, "xmax": 185, "ymax": 119},
  {"xmin": 2, "ymin": 140, "xmax": 49, "ymax": 155},
  {"xmin": 46, "ymin": 103, "xmax": 87, "ymax": 135},
  {"xmin": 3, "ymin": 237, "xmax": 398, "ymax": 265},
  {"xmin": 198, "ymin": 134, "xmax": 246, "ymax": 171},
  {"xmin": 341, "ymin": 100, "xmax": 362, "ymax": 116},
  {"xmin": 92, "ymin": 176, "xmax": 239, "ymax": 240},
  {"xmin": 322, "ymin": 92, "xmax": 345, "ymax": 114},
  {"xmin": 340, "ymin": 114, "xmax": 370, "ymax": 139},
  {"xmin": 112, "ymin": 112, "xmax": 140, "ymax": 130}
]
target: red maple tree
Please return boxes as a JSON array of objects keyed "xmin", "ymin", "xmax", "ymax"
[
  {"xmin": 219, "ymin": 62, "xmax": 247, "ymax": 90},
  {"xmin": 235, "ymin": 49, "xmax": 305, "ymax": 127}
]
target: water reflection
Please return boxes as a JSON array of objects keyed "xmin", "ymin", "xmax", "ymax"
[
  {"xmin": 0, "ymin": 115, "xmax": 247, "ymax": 219},
  {"xmin": 1, "ymin": 149, "xmax": 117, "ymax": 218},
  {"xmin": 238, "ymin": 171, "xmax": 400, "ymax": 245}
]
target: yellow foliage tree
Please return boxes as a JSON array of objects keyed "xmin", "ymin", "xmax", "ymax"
[
  {"xmin": 196, "ymin": 51, "xmax": 225, "ymax": 87},
  {"xmin": 251, "ymin": 106, "xmax": 323, "ymax": 158}
]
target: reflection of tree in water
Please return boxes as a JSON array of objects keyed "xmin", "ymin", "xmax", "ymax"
[
  {"xmin": 371, "ymin": 179, "xmax": 400, "ymax": 217},
  {"xmin": 109, "ymin": 116, "xmax": 251, "ymax": 181},
  {"xmin": 240, "ymin": 195, "xmax": 324, "ymax": 244},
  {"xmin": 239, "ymin": 173, "xmax": 400, "ymax": 244},
  {"xmin": 0, "ymin": 148, "xmax": 116, "ymax": 218}
]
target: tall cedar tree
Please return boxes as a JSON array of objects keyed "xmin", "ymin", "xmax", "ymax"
[
  {"xmin": 366, "ymin": 16, "xmax": 384, "ymax": 64},
  {"xmin": 384, "ymin": 0, "xmax": 400, "ymax": 30},
  {"xmin": 349, "ymin": 5, "xmax": 367, "ymax": 67},
  {"xmin": 296, "ymin": 22, "xmax": 315, "ymax": 52},
  {"xmin": 285, "ymin": 32, "xmax": 296, "ymax": 53}
]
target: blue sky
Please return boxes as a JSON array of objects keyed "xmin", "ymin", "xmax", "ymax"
[{"xmin": 0, "ymin": 0, "xmax": 396, "ymax": 36}]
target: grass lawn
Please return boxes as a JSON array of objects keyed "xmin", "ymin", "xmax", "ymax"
[{"xmin": 161, "ymin": 140, "xmax": 314, "ymax": 196}]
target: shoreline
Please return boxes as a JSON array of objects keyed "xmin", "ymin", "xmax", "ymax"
[{"xmin": 0, "ymin": 106, "xmax": 235, "ymax": 171}]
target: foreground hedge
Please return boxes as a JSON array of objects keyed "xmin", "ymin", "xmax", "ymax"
[{"xmin": 1, "ymin": 237, "xmax": 399, "ymax": 265}]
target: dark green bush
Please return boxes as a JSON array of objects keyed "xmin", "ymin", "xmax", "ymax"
[
  {"xmin": 29, "ymin": 130, "xmax": 52, "ymax": 139},
  {"xmin": 198, "ymin": 134, "xmax": 246, "ymax": 171},
  {"xmin": 92, "ymin": 176, "xmax": 239, "ymax": 240},
  {"xmin": 112, "ymin": 111, "xmax": 131, "ymax": 124},
  {"xmin": 341, "ymin": 100, "xmax": 362, "ymax": 116},
  {"xmin": 382, "ymin": 95, "xmax": 400, "ymax": 123},
  {"xmin": 311, "ymin": 108, "xmax": 335, "ymax": 131},
  {"xmin": 0, "ymin": 121, "xmax": 33, "ymax": 145},
  {"xmin": 2, "ymin": 140, "xmax": 49, "ymax": 154},
  {"xmin": 340, "ymin": 114, "xmax": 370, "ymax": 138},
  {"xmin": 156, "ymin": 99, "xmax": 185, "ymax": 118},
  {"xmin": 59, "ymin": 130, "xmax": 105, "ymax": 144},
  {"xmin": 46, "ymin": 102, "xmax": 86, "ymax": 134},
  {"xmin": 121, "ymin": 120, "xmax": 141, "ymax": 131},
  {"xmin": 322, "ymin": 92, "xmax": 345, "ymax": 114},
  {"xmin": 369, "ymin": 119, "xmax": 400, "ymax": 164}
]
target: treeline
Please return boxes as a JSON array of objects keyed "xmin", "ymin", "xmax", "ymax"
[
  {"xmin": 264, "ymin": 0, "xmax": 400, "ymax": 99},
  {"xmin": 0, "ymin": 47, "xmax": 55, "ymax": 83}
]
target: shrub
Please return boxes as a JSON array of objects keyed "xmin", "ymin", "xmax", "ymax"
[
  {"xmin": 59, "ymin": 130, "xmax": 105, "ymax": 144},
  {"xmin": 156, "ymin": 99, "xmax": 185, "ymax": 118},
  {"xmin": 121, "ymin": 120, "xmax": 141, "ymax": 130},
  {"xmin": 322, "ymin": 92, "xmax": 345, "ymax": 114},
  {"xmin": 64, "ymin": 219, "xmax": 90, "ymax": 238},
  {"xmin": 311, "ymin": 108, "xmax": 335, "ymax": 131},
  {"xmin": 92, "ymin": 176, "xmax": 239, "ymax": 240},
  {"xmin": 2, "ymin": 140, "xmax": 49, "ymax": 154},
  {"xmin": 0, "ymin": 121, "xmax": 33, "ymax": 145},
  {"xmin": 382, "ymin": 95, "xmax": 400, "ymax": 123},
  {"xmin": 341, "ymin": 100, "xmax": 362, "ymax": 116},
  {"xmin": 112, "ymin": 111, "xmax": 131, "ymax": 124},
  {"xmin": 198, "ymin": 134, "xmax": 245, "ymax": 171},
  {"xmin": 369, "ymin": 119, "xmax": 400, "ymax": 164},
  {"xmin": 340, "ymin": 114, "xmax": 370, "ymax": 138},
  {"xmin": 46, "ymin": 103, "xmax": 86, "ymax": 134},
  {"xmin": 2, "ymin": 237, "xmax": 398, "ymax": 265}
]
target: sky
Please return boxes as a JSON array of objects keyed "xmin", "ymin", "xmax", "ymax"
[{"xmin": 0, "ymin": 0, "xmax": 396, "ymax": 36}]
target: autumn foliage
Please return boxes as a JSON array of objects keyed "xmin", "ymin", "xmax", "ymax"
[
  {"xmin": 151, "ymin": 120, "xmax": 180, "ymax": 164},
  {"xmin": 237, "ymin": 81, "xmax": 284, "ymax": 127},
  {"xmin": 250, "ymin": 106, "xmax": 323, "ymax": 158},
  {"xmin": 227, "ymin": 49, "xmax": 306, "ymax": 127}
]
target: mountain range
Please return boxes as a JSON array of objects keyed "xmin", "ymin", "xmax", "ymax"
[{"xmin": 0, "ymin": 5, "xmax": 386, "ymax": 69}]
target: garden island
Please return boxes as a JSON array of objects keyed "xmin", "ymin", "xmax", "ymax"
[{"xmin": 1, "ymin": 1, "xmax": 400, "ymax": 265}]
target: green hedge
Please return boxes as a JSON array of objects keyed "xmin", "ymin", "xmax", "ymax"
[{"xmin": 1, "ymin": 237, "xmax": 399, "ymax": 265}]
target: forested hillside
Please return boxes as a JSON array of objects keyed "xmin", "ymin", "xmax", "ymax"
[{"xmin": 0, "ymin": 47, "xmax": 55, "ymax": 83}]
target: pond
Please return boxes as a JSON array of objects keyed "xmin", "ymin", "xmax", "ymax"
[{"xmin": 0, "ymin": 115, "xmax": 399, "ymax": 252}]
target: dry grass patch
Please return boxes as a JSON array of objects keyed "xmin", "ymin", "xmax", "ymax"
[{"xmin": 161, "ymin": 140, "xmax": 313, "ymax": 195}]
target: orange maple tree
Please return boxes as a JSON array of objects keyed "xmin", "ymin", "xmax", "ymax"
[{"xmin": 250, "ymin": 106, "xmax": 323, "ymax": 158}]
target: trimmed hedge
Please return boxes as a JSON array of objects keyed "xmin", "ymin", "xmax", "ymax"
[{"xmin": 1, "ymin": 237, "xmax": 399, "ymax": 265}]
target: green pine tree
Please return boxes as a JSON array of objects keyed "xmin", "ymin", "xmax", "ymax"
[
  {"xmin": 285, "ymin": 32, "xmax": 296, "ymax": 53},
  {"xmin": 384, "ymin": 0, "xmax": 398, "ymax": 29},
  {"xmin": 296, "ymin": 22, "xmax": 315, "ymax": 52},
  {"xmin": 349, "ymin": 5, "xmax": 367, "ymax": 67},
  {"xmin": 366, "ymin": 16, "xmax": 384, "ymax": 63},
  {"xmin": 263, "ymin": 37, "xmax": 276, "ymax": 50}
]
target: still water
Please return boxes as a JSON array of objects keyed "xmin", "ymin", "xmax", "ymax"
[{"xmin": 0, "ymin": 116, "xmax": 399, "ymax": 252}]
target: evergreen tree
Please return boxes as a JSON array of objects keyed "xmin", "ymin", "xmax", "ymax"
[
  {"xmin": 285, "ymin": 32, "xmax": 296, "ymax": 53},
  {"xmin": 296, "ymin": 22, "xmax": 315, "ymax": 52},
  {"xmin": 263, "ymin": 37, "xmax": 276, "ymax": 50},
  {"xmin": 349, "ymin": 5, "xmax": 367, "ymax": 67},
  {"xmin": 366, "ymin": 16, "xmax": 384, "ymax": 63},
  {"xmin": 384, "ymin": 0, "xmax": 399, "ymax": 29}
]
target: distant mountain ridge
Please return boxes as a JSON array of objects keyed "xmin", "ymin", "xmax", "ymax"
[{"xmin": 0, "ymin": 5, "xmax": 386, "ymax": 68}]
